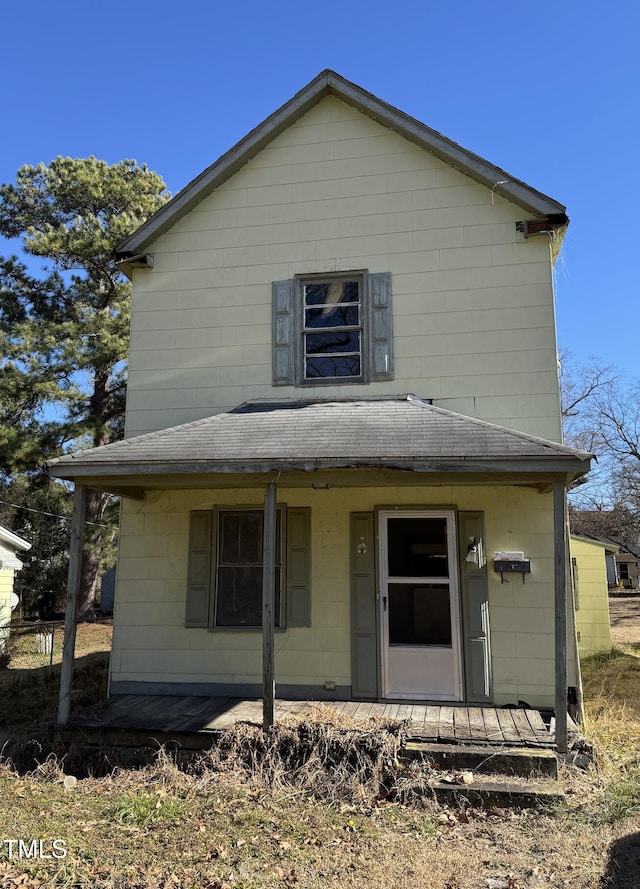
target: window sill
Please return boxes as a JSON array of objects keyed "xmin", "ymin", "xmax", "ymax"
[{"xmin": 206, "ymin": 626, "xmax": 288, "ymax": 633}]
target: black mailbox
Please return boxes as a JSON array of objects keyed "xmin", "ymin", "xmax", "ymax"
[
  {"xmin": 493, "ymin": 559, "xmax": 531, "ymax": 574},
  {"xmin": 493, "ymin": 559, "xmax": 531, "ymax": 582}
]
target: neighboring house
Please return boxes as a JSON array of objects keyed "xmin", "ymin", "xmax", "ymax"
[
  {"xmin": 605, "ymin": 549, "xmax": 619, "ymax": 588},
  {"xmin": 50, "ymin": 71, "xmax": 592, "ymax": 738},
  {"xmin": 568, "ymin": 509, "xmax": 640, "ymax": 590},
  {"xmin": 569, "ymin": 535, "xmax": 615, "ymax": 656},
  {"xmin": 0, "ymin": 525, "xmax": 31, "ymax": 648},
  {"xmin": 615, "ymin": 551, "xmax": 639, "ymax": 590}
]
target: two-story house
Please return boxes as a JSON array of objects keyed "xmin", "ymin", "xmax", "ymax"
[{"xmin": 50, "ymin": 71, "xmax": 591, "ymax": 748}]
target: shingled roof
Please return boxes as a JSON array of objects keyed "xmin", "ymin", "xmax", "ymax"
[{"xmin": 48, "ymin": 397, "xmax": 591, "ymax": 483}]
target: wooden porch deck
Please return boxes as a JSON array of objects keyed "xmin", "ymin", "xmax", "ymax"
[{"xmin": 62, "ymin": 695, "xmax": 555, "ymax": 750}]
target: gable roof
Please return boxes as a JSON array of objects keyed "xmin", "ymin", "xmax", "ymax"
[
  {"xmin": 116, "ymin": 70, "xmax": 567, "ymax": 260},
  {"xmin": 48, "ymin": 396, "xmax": 591, "ymax": 486}
]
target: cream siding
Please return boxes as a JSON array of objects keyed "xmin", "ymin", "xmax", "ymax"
[
  {"xmin": 570, "ymin": 536, "xmax": 613, "ymax": 656},
  {"xmin": 112, "ymin": 484, "xmax": 563, "ymax": 708},
  {"xmin": 125, "ymin": 95, "xmax": 561, "ymax": 442}
]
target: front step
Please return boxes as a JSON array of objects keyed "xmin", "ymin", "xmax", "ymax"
[
  {"xmin": 429, "ymin": 778, "xmax": 564, "ymax": 809},
  {"xmin": 403, "ymin": 741, "xmax": 558, "ymax": 778}
]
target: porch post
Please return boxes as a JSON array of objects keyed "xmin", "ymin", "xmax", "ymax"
[
  {"xmin": 57, "ymin": 484, "xmax": 87, "ymax": 725},
  {"xmin": 553, "ymin": 481, "xmax": 568, "ymax": 754},
  {"xmin": 262, "ymin": 480, "xmax": 277, "ymax": 731}
]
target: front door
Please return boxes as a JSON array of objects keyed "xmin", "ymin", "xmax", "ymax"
[{"xmin": 379, "ymin": 510, "xmax": 463, "ymax": 700}]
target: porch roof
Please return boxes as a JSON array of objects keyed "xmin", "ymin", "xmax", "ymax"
[{"xmin": 48, "ymin": 396, "xmax": 591, "ymax": 493}]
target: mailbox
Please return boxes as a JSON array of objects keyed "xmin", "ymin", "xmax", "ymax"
[{"xmin": 493, "ymin": 552, "xmax": 531, "ymax": 582}]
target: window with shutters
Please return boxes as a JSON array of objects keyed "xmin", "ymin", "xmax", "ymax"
[
  {"xmin": 272, "ymin": 271, "xmax": 393, "ymax": 387},
  {"xmin": 185, "ymin": 506, "xmax": 311, "ymax": 630}
]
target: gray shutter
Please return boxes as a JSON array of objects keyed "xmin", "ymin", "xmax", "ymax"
[
  {"xmin": 368, "ymin": 272, "xmax": 393, "ymax": 381},
  {"xmin": 350, "ymin": 512, "xmax": 379, "ymax": 699},
  {"xmin": 458, "ymin": 511, "xmax": 492, "ymax": 702},
  {"xmin": 185, "ymin": 511, "xmax": 212, "ymax": 628},
  {"xmin": 272, "ymin": 279, "xmax": 296, "ymax": 386},
  {"xmin": 286, "ymin": 507, "xmax": 311, "ymax": 626}
]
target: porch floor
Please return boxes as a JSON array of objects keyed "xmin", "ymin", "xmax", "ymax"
[{"xmin": 62, "ymin": 695, "xmax": 555, "ymax": 750}]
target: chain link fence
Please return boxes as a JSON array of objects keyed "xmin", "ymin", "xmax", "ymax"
[{"xmin": 0, "ymin": 620, "xmax": 112, "ymax": 672}]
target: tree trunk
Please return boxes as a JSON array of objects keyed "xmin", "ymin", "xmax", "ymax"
[{"xmin": 77, "ymin": 488, "xmax": 113, "ymax": 619}]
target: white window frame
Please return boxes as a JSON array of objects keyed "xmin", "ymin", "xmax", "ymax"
[{"xmin": 299, "ymin": 272, "xmax": 365, "ymax": 384}]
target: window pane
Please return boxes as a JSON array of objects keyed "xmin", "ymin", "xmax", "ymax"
[
  {"xmin": 387, "ymin": 517, "xmax": 449, "ymax": 578},
  {"xmin": 306, "ymin": 355, "xmax": 361, "ymax": 378},
  {"xmin": 216, "ymin": 566, "xmax": 262, "ymax": 626},
  {"xmin": 305, "ymin": 305, "xmax": 360, "ymax": 329},
  {"xmin": 216, "ymin": 566, "xmax": 282, "ymax": 628},
  {"xmin": 216, "ymin": 510, "xmax": 282, "ymax": 628},
  {"xmin": 388, "ymin": 583, "xmax": 451, "ymax": 646},
  {"xmin": 305, "ymin": 331, "xmax": 360, "ymax": 355},
  {"xmin": 304, "ymin": 280, "xmax": 360, "ymax": 307},
  {"xmin": 219, "ymin": 511, "xmax": 262, "ymax": 564}
]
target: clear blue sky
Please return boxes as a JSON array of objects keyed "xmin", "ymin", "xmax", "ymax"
[{"xmin": 2, "ymin": 1, "xmax": 637, "ymax": 377}]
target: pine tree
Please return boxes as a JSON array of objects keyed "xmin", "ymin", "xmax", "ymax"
[{"xmin": 0, "ymin": 157, "xmax": 168, "ymax": 615}]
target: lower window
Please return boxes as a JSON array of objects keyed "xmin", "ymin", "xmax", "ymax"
[{"xmin": 214, "ymin": 509, "xmax": 283, "ymax": 628}]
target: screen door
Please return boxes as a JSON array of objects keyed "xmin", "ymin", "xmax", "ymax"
[{"xmin": 379, "ymin": 510, "xmax": 463, "ymax": 700}]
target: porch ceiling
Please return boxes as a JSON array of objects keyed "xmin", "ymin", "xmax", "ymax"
[{"xmin": 48, "ymin": 396, "xmax": 592, "ymax": 497}]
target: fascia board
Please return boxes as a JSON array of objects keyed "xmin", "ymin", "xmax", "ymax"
[{"xmin": 48, "ymin": 456, "xmax": 591, "ymax": 480}]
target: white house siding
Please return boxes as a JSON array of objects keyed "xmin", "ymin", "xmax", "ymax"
[
  {"xmin": 125, "ymin": 95, "xmax": 561, "ymax": 443},
  {"xmin": 112, "ymin": 484, "xmax": 565, "ymax": 709}
]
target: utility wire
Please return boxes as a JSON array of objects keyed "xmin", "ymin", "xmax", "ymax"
[{"xmin": 0, "ymin": 498, "xmax": 109, "ymax": 528}]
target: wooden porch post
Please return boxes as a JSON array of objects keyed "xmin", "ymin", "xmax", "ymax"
[
  {"xmin": 57, "ymin": 484, "xmax": 87, "ymax": 725},
  {"xmin": 553, "ymin": 481, "xmax": 568, "ymax": 754},
  {"xmin": 262, "ymin": 480, "xmax": 277, "ymax": 731}
]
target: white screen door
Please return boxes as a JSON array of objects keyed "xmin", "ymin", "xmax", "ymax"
[{"xmin": 379, "ymin": 510, "xmax": 463, "ymax": 701}]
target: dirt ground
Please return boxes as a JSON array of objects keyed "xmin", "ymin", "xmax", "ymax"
[{"xmin": 608, "ymin": 594, "xmax": 640, "ymax": 646}]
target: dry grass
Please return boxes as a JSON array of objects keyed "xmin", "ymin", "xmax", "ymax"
[
  {"xmin": 1, "ymin": 611, "xmax": 640, "ymax": 886},
  {"xmin": 608, "ymin": 594, "xmax": 640, "ymax": 648},
  {"xmin": 0, "ymin": 620, "xmax": 112, "ymax": 674}
]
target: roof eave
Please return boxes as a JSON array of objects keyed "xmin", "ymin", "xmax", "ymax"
[
  {"xmin": 49, "ymin": 455, "xmax": 591, "ymax": 481},
  {"xmin": 116, "ymin": 70, "xmax": 567, "ymax": 259},
  {"xmin": 0, "ymin": 526, "xmax": 31, "ymax": 552}
]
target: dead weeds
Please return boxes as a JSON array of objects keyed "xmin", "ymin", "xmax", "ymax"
[
  {"xmin": 2, "ymin": 628, "xmax": 640, "ymax": 886},
  {"xmin": 191, "ymin": 716, "xmax": 438, "ymax": 807}
]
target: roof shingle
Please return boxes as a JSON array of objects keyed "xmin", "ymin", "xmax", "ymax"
[{"xmin": 48, "ymin": 396, "xmax": 591, "ymax": 479}]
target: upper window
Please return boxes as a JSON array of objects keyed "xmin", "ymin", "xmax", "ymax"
[
  {"xmin": 272, "ymin": 271, "xmax": 393, "ymax": 387},
  {"xmin": 303, "ymin": 278, "xmax": 363, "ymax": 381}
]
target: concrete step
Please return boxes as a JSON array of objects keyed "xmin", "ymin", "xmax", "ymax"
[{"xmin": 402, "ymin": 741, "xmax": 558, "ymax": 778}]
